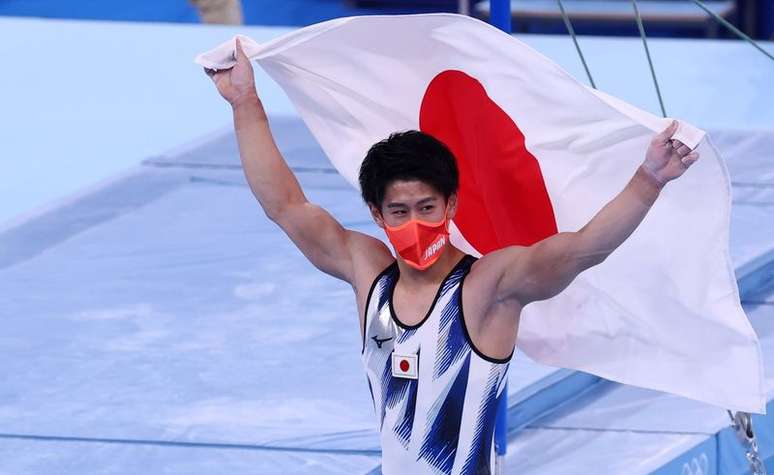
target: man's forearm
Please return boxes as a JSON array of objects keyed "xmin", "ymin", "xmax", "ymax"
[
  {"xmin": 232, "ymin": 96, "xmax": 307, "ymax": 220},
  {"xmin": 574, "ymin": 166, "xmax": 662, "ymax": 268}
]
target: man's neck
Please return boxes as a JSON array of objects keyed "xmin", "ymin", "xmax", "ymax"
[{"xmin": 396, "ymin": 245, "xmax": 465, "ymax": 287}]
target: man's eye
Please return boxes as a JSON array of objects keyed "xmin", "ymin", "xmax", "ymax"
[
  {"xmin": 393, "ymin": 210, "xmax": 406, "ymax": 216},
  {"xmin": 421, "ymin": 206, "xmax": 434, "ymax": 211}
]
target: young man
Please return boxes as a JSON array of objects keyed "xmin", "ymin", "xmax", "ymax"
[{"xmin": 205, "ymin": 40, "xmax": 699, "ymax": 474}]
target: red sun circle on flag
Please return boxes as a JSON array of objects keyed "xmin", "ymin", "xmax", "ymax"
[
  {"xmin": 419, "ymin": 70, "xmax": 558, "ymax": 253},
  {"xmin": 399, "ymin": 359, "xmax": 410, "ymax": 372}
]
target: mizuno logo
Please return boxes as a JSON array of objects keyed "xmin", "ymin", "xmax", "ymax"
[{"xmin": 372, "ymin": 335, "xmax": 393, "ymax": 349}]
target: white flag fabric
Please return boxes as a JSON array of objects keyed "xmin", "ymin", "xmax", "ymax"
[{"xmin": 197, "ymin": 14, "xmax": 765, "ymax": 413}]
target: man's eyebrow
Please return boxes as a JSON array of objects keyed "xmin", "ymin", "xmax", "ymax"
[{"xmin": 385, "ymin": 197, "xmax": 436, "ymax": 208}]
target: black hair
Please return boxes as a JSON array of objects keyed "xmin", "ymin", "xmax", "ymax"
[{"xmin": 358, "ymin": 130, "xmax": 459, "ymax": 208}]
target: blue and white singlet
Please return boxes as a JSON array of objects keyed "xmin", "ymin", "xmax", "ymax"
[{"xmin": 361, "ymin": 255, "xmax": 511, "ymax": 475}]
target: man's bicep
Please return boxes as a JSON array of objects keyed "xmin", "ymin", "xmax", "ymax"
[
  {"xmin": 275, "ymin": 202, "xmax": 389, "ymax": 283},
  {"xmin": 274, "ymin": 202, "xmax": 356, "ymax": 281},
  {"xmin": 494, "ymin": 233, "xmax": 580, "ymax": 305}
]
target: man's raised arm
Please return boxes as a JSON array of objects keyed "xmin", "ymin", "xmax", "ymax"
[
  {"xmin": 485, "ymin": 120, "xmax": 700, "ymax": 306},
  {"xmin": 205, "ymin": 39, "xmax": 390, "ymax": 283}
]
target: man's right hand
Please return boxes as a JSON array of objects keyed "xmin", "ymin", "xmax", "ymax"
[{"xmin": 205, "ymin": 38, "xmax": 258, "ymax": 107}]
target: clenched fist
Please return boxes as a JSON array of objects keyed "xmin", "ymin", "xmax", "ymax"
[{"xmin": 204, "ymin": 38, "xmax": 258, "ymax": 108}]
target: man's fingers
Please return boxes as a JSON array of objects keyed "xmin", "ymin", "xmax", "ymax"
[
  {"xmin": 656, "ymin": 120, "xmax": 679, "ymax": 143},
  {"xmin": 681, "ymin": 152, "xmax": 699, "ymax": 167},
  {"xmin": 235, "ymin": 37, "xmax": 249, "ymax": 63},
  {"xmin": 675, "ymin": 143, "xmax": 692, "ymax": 157},
  {"xmin": 204, "ymin": 67, "xmax": 222, "ymax": 82},
  {"xmin": 203, "ymin": 67, "xmax": 230, "ymax": 89},
  {"xmin": 204, "ymin": 67, "xmax": 220, "ymax": 85}
]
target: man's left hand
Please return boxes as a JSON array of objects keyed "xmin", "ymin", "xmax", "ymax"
[{"xmin": 642, "ymin": 120, "xmax": 700, "ymax": 187}]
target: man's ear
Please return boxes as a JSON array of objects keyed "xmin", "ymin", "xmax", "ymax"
[
  {"xmin": 446, "ymin": 193, "xmax": 458, "ymax": 220},
  {"xmin": 369, "ymin": 203, "xmax": 385, "ymax": 229}
]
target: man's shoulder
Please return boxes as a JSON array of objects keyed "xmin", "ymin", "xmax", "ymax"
[
  {"xmin": 469, "ymin": 245, "xmax": 529, "ymax": 281},
  {"xmin": 350, "ymin": 238, "xmax": 394, "ymax": 294}
]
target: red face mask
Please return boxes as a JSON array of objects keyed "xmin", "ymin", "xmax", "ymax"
[{"xmin": 384, "ymin": 213, "xmax": 450, "ymax": 271}]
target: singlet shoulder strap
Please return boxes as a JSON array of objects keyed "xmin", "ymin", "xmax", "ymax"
[
  {"xmin": 461, "ymin": 254, "xmax": 478, "ymax": 272},
  {"xmin": 361, "ymin": 260, "xmax": 398, "ymax": 353}
]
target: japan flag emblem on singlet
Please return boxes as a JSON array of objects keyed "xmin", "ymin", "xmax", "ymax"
[{"xmin": 391, "ymin": 353, "xmax": 418, "ymax": 379}]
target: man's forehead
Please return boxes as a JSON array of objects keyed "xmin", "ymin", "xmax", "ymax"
[{"xmin": 384, "ymin": 179, "xmax": 441, "ymax": 197}]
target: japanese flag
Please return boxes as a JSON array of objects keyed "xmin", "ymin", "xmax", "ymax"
[{"xmin": 197, "ymin": 14, "xmax": 765, "ymax": 412}]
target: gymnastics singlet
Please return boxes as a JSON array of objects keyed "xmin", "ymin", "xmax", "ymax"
[{"xmin": 361, "ymin": 255, "xmax": 511, "ymax": 475}]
